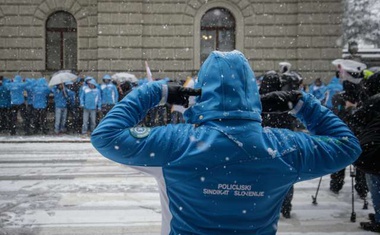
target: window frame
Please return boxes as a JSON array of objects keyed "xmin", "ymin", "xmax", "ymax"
[
  {"xmin": 45, "ymin": 11, "xmax": 77, "ymax": 71},
  {"xmin": 194, "ymin": 2, "xmax": 244, "ymax": 71},
  {"xmin": 200, "ymin": 8, "xmax": 236, "ymax": 64}
]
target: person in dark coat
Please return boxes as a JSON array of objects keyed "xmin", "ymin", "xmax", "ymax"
[
  {"xmin": 329, "ymin": 60, "xmax": 368, "ymax": 199},
  {"xmin": 347, "ymin": 72, "xmax": 380, "ymax": 232},
  {"xmin": 259, "ymin": 71, "xmax": 300, "ymax": 218},
  {"xmin": 329, "ymin": 83, "xmax": 368, "ymax": 197}
]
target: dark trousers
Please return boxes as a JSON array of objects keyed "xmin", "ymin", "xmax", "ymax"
[
  {"xmin": 281, "ymin": 186, "xmax": 294, "ymax": 213},
  {"xmin": 0, "ymin": 107, "xmax": 11, "ymax": 131},
  {"xmin": 32, "ymin": 108, "xmax": 49, "ymax": 134},
  {"xmin": 10, "ymin": 104, "xmax": 30, "ymax": 135},
  {"xmin": 71, "ymin": 107, "xmax": 83, "ymax": 134},
  {"xmin": 330, "ymin": 167, "xmax": 368, "ymax": 198}
]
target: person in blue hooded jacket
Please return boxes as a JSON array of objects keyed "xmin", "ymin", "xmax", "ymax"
[
  {"xmin": 308, "ymin": 77, "xmax": 326, "ymax": 103},
  {"xmin": 4, "ymin": 75, "xmax": 31, "ymax": 135},
  {"xmin": 324, "ymin": 71, "xmax": 343, "ymax": 109},
  {"xmin": 91, "ymin": 50, "xmax": 361, "ymax": 235},
  {"xmin": 0, "ymin": 76, "xmax": 11, "ymax": 132},
  {"xmin": 52, "ymin": 83, "xmax": 70, "ymax": 134},
  {"xmin": 80, "ymin": 78, "xmax": 101, "ymax": 135},
  {"xmin": 100, "ymin": 74, "xmax": 118, "ymax": 117},
  {"xmin": 30, "ymin": 78, "xmax": 51, "ymax": 134}
]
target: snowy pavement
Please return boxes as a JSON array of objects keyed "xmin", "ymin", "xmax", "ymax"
[{"xmin": 0, "ymin": 136, "xmax": 374, "ymax": 234}]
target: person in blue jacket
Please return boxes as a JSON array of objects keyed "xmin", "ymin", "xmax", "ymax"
[
  {"xmin": 64, "ymin": 81, "xmax": 77, "ymax": 133},
  {"xmin": 0, "ymin": 76, "xmax": 11, "ymax": 132},
  {"xmin": 52, "ymin": 83, "xmax": 70, "ymax": 135},
  {"xmin": 324, "ymin": 71, "xmax": 343, "ymax": 109},
  {"xmin": 308, "ymin": 77, "xmax": 326, "ymax": 103},
  {"xmin": 80, "ymin": 78, "xmax": 101, "ymax": 135},
  {"xmin": 4, "ymin": 75, "xmax": 30, "ymax": 135},
  {"xmin": 30, "ymin": 78, "xmax": 51, "ymax": 134},
  {"xmin": 91, "ymin": 50, "xmax": 361, "ymax": 235},
  {"xmin": 100, "ymin": 74, "xmax": 118, "ymax": 117}
]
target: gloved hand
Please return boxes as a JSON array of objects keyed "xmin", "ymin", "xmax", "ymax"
[
  {"xmin": 260, "ymin": 90, "xmax": 302, "ymax": 113},
  {"xmin": 167, "ymin": 83, "xmax": 201, "ymax": 108}
]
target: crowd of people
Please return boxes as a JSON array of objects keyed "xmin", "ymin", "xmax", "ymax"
[
  {"xmin": 0, "ymin": 72, "xmax": 191, "ymax": 136},
  {"xmin": 0, "ymin": 74, "xmax": 153, "ymax": 136}
]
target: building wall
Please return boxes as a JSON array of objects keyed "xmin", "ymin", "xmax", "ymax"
[{"xmin": 0, "ymin": 0, "xmax": 343, "ymax": 83}]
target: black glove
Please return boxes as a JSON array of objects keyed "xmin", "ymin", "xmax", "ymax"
[
  {"xmin": 167, "ymin": 83, "xmax": 201, "ymax": 108},
  {"xmin": 261, "ymin": 90, "xmax": 302, "ymax": 113}
]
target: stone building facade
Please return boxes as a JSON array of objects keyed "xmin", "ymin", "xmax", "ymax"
[{"xmin": 0, "ymin": 0, "xmax": 343, "ymax": 83}]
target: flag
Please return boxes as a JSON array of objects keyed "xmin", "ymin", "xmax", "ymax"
[{"xmin": 145, "ymin": 61, "xmax": 153, "ymax": 82}]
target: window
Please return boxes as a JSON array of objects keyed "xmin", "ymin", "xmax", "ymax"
[
  {"xmin": 46, "ymin": 11, "xmax": 77, "ymax": 71},
  {"xmin": 200, "ymin": 8, "xmax": 236, "ymax": 64}
]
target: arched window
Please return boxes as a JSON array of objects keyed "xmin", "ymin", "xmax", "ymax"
[
  {"xmin": 200, "ymin": 8, "xmax": 236, "ymax": 64},
  {"xmin": 46, "ymin": 11, "xmax": 77, "ymax": 70}
]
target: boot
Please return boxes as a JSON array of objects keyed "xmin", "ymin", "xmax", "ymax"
[
  {"xmin": 360, "ymin": 221, "xmax": 380, "ymax": 233},
  {"xmin": 281, "ymin": 208, "xmax": 291, "ymax": 219},
  {"xmin": 369, "ymin": 213, "xmax": 376, "ymax": 223}
]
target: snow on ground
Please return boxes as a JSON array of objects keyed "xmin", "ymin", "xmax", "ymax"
[{"xmin": 0, "ymin": 136, "xmax": 374, "ymax": 234}]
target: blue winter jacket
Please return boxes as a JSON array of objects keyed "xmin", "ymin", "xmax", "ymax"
[
  {"xmin": 80, "ymin": 83, "xmax": 101, "ymax": 110},
  {"xmin": 100, "ymin": 82, "xmax": 118, "ymax": 105},
  {"xmin": 31, "ymin": 78, "xmax": 51, "ymax": 109},
  {"xmin": 25, "ymin": 78, "xmax": 36, "ymax": 105},
  {"xmin": 52, "ymin": 86, "xmax": 69, "ymax": 109},
  {"xmin": 324, "ymin": 77, "xmax": 343, "ymax": 108},
  {"xmin": 5, "ymin": 75, "xmax": 28, "ymax": 105},
  {"xmin": 308, "ymin": 83, "xmax": 326, "ymax": 102},
  {"xmin": 91, "ymin": 50, "xmax": 361, "ymax": 235},
  {"xmin": 0, "ymin": 78, "xmax": 11, "ymax": 108}
]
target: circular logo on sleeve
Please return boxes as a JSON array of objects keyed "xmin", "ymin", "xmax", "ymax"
[{"xmin": 129, "ymin": 127, "xmax": 151, "ymax": 138}]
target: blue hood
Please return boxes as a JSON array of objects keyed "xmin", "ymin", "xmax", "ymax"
[
  {"xmin": 36, "ymin": 77, "xmax": 48, "ymax": 86},
  {"xmin": 329, "ymin": 76, "xmax": 340, "ymax": 85},
  {"xmin": 184, "ymin": 50, "xmax": 262, "ymax": 124},
  {"xmin": 13, "ymin": 75, "xmax": 22, "ymax": 82}
]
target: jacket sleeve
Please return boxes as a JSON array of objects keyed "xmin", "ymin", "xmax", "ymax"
[
  {"xmin": 79, "ymin": 88, "xmax": 84, "ymax": 107},
  {"xmin": 113, "ymin": 85, "xmax": 119, "ymax": 103},
  {"xmin": 97, "ymin": 89, "xmax": 102, "ymax": 110},
  {"xmin": 347, "ymin": 94, "xmax": 380, "ymax": 135},
  {"xmin": 91, "ymin": 80, "xmax": 177, "ymax": 167},
  {"xmin": 290, "ymin": 92, "xmax": 362, "ymax": 180}
]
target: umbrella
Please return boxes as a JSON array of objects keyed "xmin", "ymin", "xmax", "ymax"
[
  {"xmin": 48, "ymin": 72, "xmax": 78, "ymax": 87},
  {"xmin": 111, "ymin": 72, "xmax": 138, "ymax": 83}
]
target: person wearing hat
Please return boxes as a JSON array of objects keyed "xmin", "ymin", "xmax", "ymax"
[
  {"xmin": 279, "ymin": 61, "xmax": 292, "ymax": 74},
  {"xmin": 80, "ymin": 78, "xmax": 101, "ymax": 135},
  {"xmin": 91, "ymin": 50, "xmax": 361, "ymax": 234},
  {"xmin": 100, "ymin": 74, "xmax": 118, "ymax": 118},
  {"xmin": 329, "ymin": 59, "xmax": 369, "ymax": 199}
]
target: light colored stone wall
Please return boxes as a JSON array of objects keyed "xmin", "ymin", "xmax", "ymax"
[
  {"xmin": 0, "ymin": 0, "xmax": 343, "ymax": 83},
  {"xmin": 296, "ymin": 0, "xmax": 343, "ymax": 82}
]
